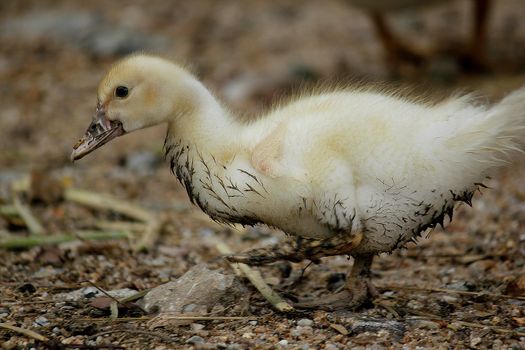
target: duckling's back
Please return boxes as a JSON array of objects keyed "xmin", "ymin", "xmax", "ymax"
[{"xmin": 258, "ymin": 88, "xmax": 525, "ymax": 253}]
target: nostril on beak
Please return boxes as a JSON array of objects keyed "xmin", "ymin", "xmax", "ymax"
[{"xmin": 88, "ymin": 121, "xmax": 103, "ymax": 136}]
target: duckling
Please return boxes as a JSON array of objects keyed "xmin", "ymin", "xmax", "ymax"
[
  {"xmin": 347, "ymin": 0, "xmax": 492, "ymax": 72},
  {"xmin": 71, "ymin": 54, "xmax": 525, "ymax": 310}
]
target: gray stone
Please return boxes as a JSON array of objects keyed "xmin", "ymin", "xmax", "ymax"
[
  {"xmin": 331, "ymin": 312, "xmax": 406, "ymax": 341},
  {"xmin": 54, "ymin": 287, "xmax": 137, "ymax": 302},
  {"xmin": 191, "ymin": 323, "xmax": 205, "ymax": 332},
  {"xmin": 445, "ymin": 281, "xmax": 472, "ymax": 291},
  {"xmin": 470, "ymin": 337, "xmax": 482, "ymax": 348},
  {"xmin": 278, "ymin": 339, "xmax": 288, "ymax": 346},
  {"xmin": 440, "ymin": 295, "xmax": 459, "ymax": 303},
  {"xmin": 297, "ymin": 318, "xmax": 313, "ymax": 327},
  {"xmin": 33, "ymin": 316, "xmax": 49, "ymax": 327},
  {"xmin": 82, "ymin": 287, "xmax": 99, "ymax": 298},
  {"xmin": 409, "ymin": 319, "xmax": 439, "ymax": 330},
  {"xmin": 186, "ymin": 335, "xmax": 205, "ymax": 344},
  {"xmin": 140, "ymin": 264, "xmax": 249, "ymax": 314}
]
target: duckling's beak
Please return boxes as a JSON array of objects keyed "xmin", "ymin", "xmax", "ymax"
[{"xmin": 71, "ymin": 105, "xmax": 125, "ymax": 161}]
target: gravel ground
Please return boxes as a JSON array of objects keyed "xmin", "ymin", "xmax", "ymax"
[{"xmin": 1, "ymin": 0, "xmax": 525, "ymax": 349}]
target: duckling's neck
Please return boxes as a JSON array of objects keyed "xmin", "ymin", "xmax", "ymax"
[
  {"xmin": 163, "ymin": 75, "xmax": 257, "ymax": 222},
  {"xmin": 166, "ymin": 75, "xmax": 241, "ymax": 153}
]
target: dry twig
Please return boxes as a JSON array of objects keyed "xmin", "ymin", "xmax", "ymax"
[
  {"xmin": 215, "ymin": 242, "xmax": 295, "ymax": 313},
  {"xmin": 381, "ymin": 284, "xmax": 525, "ymax": 301},
  {"xmin": 0, "ymin": 230, "xmax": 131, "ymax": 249},
  {"xmin": 131, "ymin": 219, "xmax": 162, "ymax": 252},
  {"xmin": 0, "ymin": 322, "xmax": 48, "ymax": 342},
  {"xmin": 0, "ymin": 205, "xmax": 19, "ymax": 217},
  {"xmin": 12, "ymin": 196, "xmax": 45, "ymax": 235},
  {"xmin": 84, "ymin": 280, "xmax": 147, "ymax": 317},
  {"xmin": 64, "ymin": 188, "xmax": 154, "ymax": 222},
  {"xmin": 65, "ymin": 188, "xmax": 161, "ymax": 251},
  {"xmin": 406, "ymin": 311, "xmax": 525, "ymax": 337},
  {"xmin": 92, "ymin": 220, "xmax": 147, "ymax": 232},
  {"xmin": 76, "ymin": 315, "xmax": 255, "ymax": 323}
]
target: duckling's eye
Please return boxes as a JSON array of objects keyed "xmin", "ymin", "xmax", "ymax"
[{"xmin": 115, "ymin": 86, "xmax": 129, "ymax": 99}]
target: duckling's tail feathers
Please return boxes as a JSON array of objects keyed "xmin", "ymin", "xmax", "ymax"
[{"xmin": 448, "ymin": 86, "xmax": 525, "ymax": 169}]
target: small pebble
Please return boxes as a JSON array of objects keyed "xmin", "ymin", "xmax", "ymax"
[
  {"xmin": 186, "ymin": 335, "xmax": 205, "ymax": 344},
  {"xmin": 278, "ymin": 339, "xmax": 288, "ymax": 346},
  {"xmin": 446, "ymin": 281, "xmax": 471, "ymax": 291},
  {"xmin": 95, "ymin": 336, "xmax": 104, "ymax": 344},
  {"xmin": 82, "ymin": 287, "xmax": 99, "ymax": 298},
  {"xmin": 470, "ymin": 337, "xmax": 482, "ymax": 347},
  {"xmin": 33, "ymin": 316, "xmax": 49, "ymax": 327},
  {"xmin": 191, "ymin": 323, "xmax": 205, "ymax": 332},
  {"xmin": 407, "ymin": 300, "xmax": 423, "ymax": 310},
  {"xmin": 292, "ymin": 326, "xmax": 313, "ymax": 337},
  {"xmin": 440, "ymin": 295, "xmax": 458, "ymax": 303},
  {"xmin": 297, "ymin": 318, "xmax": 313, "ymax": 327},
  {"xmin": 412, "ymin": 319, "xmax": 439, "ymax": 330},
  {"xmin": 491, "ymin": 316, "xmax": 501, "ymax": 325},
  {"xmin": 291, "ymin": 328, "xmax": 301, "ymax": 338},
  {"xmin": 226, "ymin": 344, "xmax": 241, "ymax": 350}
]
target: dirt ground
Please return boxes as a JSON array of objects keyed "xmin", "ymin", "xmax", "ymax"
[{"xmin": 1, "ymin": 0, "xmax": 525, "ymax": 349}]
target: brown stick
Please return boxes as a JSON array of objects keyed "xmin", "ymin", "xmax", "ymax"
[
  {"xmin": 215, "ymin": 242, "xmax": 295, "ymax": 313},
  {"xmin": 381, "ymin": 284, "xmax": 525, "ymax": 301},
  {"xmin": 12, "ymin": 196, "xmax": 45, "ymax": 235},
  {"xmin": 64, "ymin": 188, "xmax": 155, "ymax": 223},
  {"xmin": 0, "ymin": 322, "xmax": 48, "ymax": 342},
  {"xmin": 64, "ymin": 188, "xmax": 161, "ymax": 251},
  {"xmin": 76, "ymin": 315, "xmax": 255, "ymax": 322},
  {"xmin": 0, "ymin": 230, "xmax": 131, "ymax": 250}
]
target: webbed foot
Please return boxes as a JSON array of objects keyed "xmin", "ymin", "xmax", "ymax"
[
  {"xmin": 294, "ymin": 254, "xmax": 378, "ymax": 311},
  {"xmin": 224, "ymin": 232, "xmax": 363, "ymax": 266}
]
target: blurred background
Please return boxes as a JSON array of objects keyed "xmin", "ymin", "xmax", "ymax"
[
  {"xmin": 2, "ymin": 0, "xmax": 525, "ymax": 347},
  {"xmin": 2, "ymin": 0, "xmax": 525, "ymax": 176}
]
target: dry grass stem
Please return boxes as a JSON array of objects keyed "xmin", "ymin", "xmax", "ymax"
[
  {"xmin": 0, "ymin": 230, "xmax": 131, "ymax": 249},
  {"xmin": 12, "ymin": 196, "xmax": 45, "ymax": 235},
  {"xmin": 382, "ymin": 284, "xmax": 525, "ymax": 301},
  {"xmin": 215, "ymin": 241, "xmax": 295, "ymax": 313},
  {"xmin": 64, "ymin": 188, "xmax": 155, "ymax": 223},
  {"xmin": 0, "ymin": 322, "xmax": 49, "ymax": 342}
]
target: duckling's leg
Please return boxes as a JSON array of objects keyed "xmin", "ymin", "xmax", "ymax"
[
  {"xmin": 294, "ymin": 254, "xmax": 378, "ymax": 311},
  {"xmin": 224, "ymin": 232, "xmax": 363, "ymax": 266},
  {"xmin": 225, "ymin": 235, "xmax": 376, "ymax": 310}
]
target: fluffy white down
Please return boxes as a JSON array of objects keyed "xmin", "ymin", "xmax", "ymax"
[
  {"xmin": 164, "ymin": 84, "xmax": 525, "ymax": 255},
  {"xmin": 115, "ymin": 56, "xmax": 525, "ymax": 255}
]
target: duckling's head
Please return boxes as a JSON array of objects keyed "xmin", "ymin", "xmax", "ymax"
[{"xmin": 71, "ymin": 54, "xmax": 194, "ymax": 161}]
